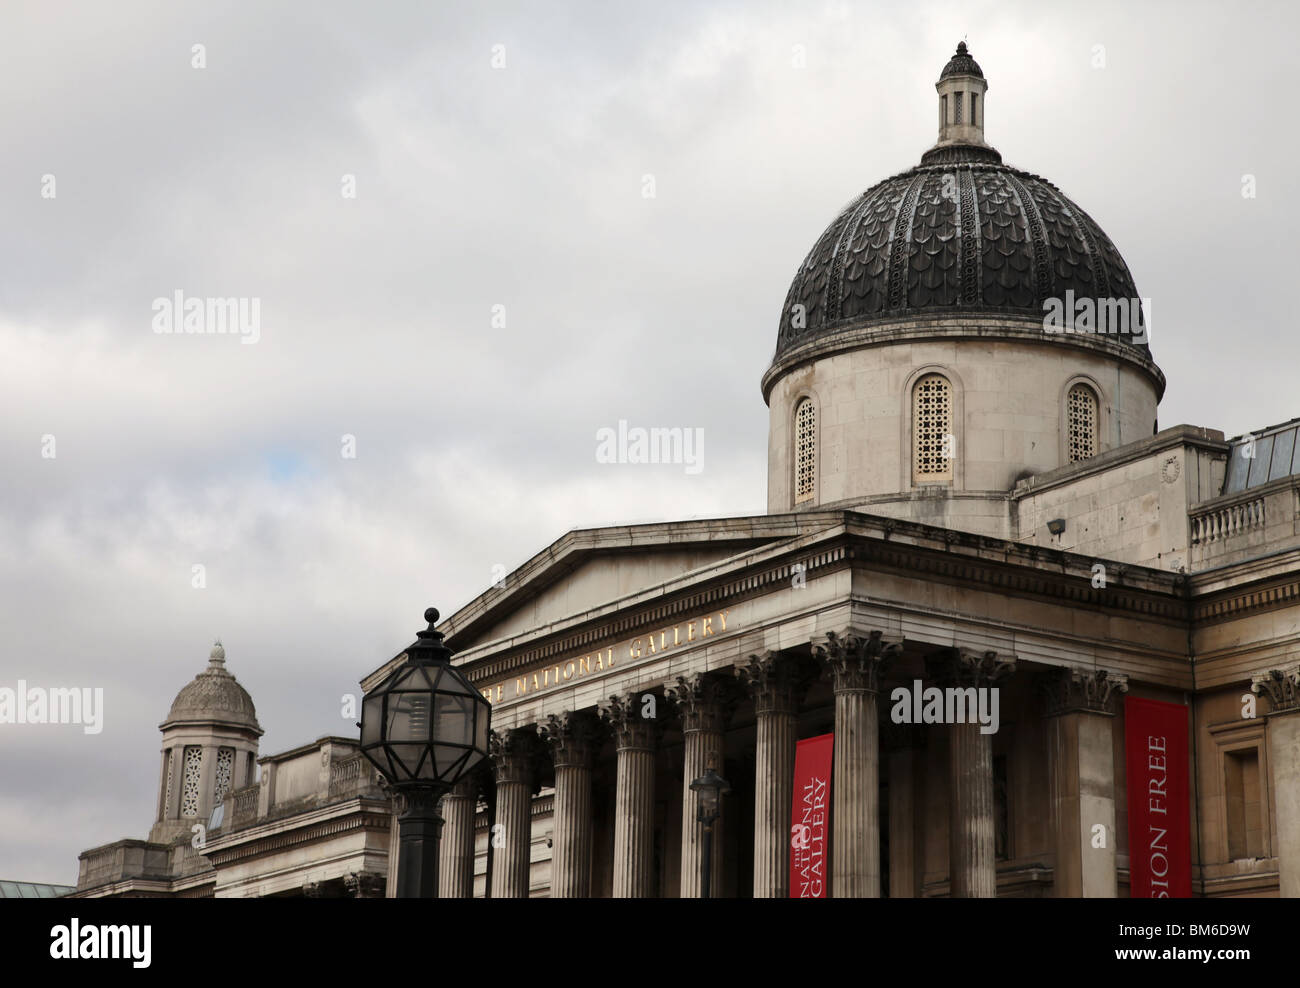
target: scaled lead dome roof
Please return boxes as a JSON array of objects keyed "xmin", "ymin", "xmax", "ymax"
[
  {"xmin": 161, "ymin": 641, "xmax": 261, "ymax": 733},
  {"xmin": 774, "ymin": 43, "xmax": 1146, "ymax": 364}
]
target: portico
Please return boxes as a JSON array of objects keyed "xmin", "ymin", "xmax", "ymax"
[{"xmin": 362, "ymin": 510, "xmax": 1186, "ymax": 898}]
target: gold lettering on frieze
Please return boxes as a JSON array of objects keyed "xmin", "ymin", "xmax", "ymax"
[{"xmin": 481, "ymin": 609, "xmax": 732, "ymax": 704}]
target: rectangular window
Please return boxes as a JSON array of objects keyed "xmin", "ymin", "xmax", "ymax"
[
  {"xmin": 941, "ymin": 94, "xmax": 948, "ymax": 127},
  {"xmin": 954, "ymin": 92, "xmax": 962, "ymax": 124},
  {"xmin": 1225, "ymin": 748, "xmax": 1264, "ymax": 859},
  {"xmin": 971, "ymin": 93, "xmax": 978, "ymax": 127}
]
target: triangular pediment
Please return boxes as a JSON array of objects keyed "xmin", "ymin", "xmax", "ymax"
[{"xmin": 441, "ymin": 514, "xmax": 837, "ymax": 655}]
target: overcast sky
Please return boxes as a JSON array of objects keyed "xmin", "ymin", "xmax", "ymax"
[{"xmin": 2, "ymin": 0, "xmax": 1296, "ymax": 884}]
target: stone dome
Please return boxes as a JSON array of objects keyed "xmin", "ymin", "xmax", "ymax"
[
  {"xmin": 940, "ymin": 40, "xmax": 983, "ymax": 80},
  {"xmin": 161, "ymin": 641, "xmax": 261, "ymax": 733},
  {"xmin": 773, "ymin": 43, "xmax": 1148, "ymax": 368}
]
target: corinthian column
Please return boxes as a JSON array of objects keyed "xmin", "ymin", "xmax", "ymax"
[
  {"xmin": 438, "ymin": 774, "xmax": 479, "ymax": 898},
  {"xmin": 930, "ymin": 647, "xmax": 1016, "ymax": 898},
  {"xmin": 667, "ymin": 673, "xmax": 736, "ymax": 898},
  {"xmin": 489, "ymin": 728, "xmax": 538, "ymax": 899},
  {"xmin": 737, "ymin": 652, "xmax": 806, "ymax": 897},
  {"xmin": 539, "ymin": 711, "xmax": 600, "ymax": 898},
  {"xmin": 1252, "ymin": 667, "xmax": 1300, "ymax": 897},
  {"xmin": 1038, "ymin": 668, "xmax": 1126, "ymax": 898},
  {"xmin": 600, "ymin": 691, "xmax": 658, "ymax": 898},
  {"xmin": 814, "ymin": 629, "xmax": 900, "ymax": 898}
]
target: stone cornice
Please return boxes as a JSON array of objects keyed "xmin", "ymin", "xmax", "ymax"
[
  {"xmin": 202, "ymin": 798, "xmax": 391, "ymax": 868},
  {"xmin": 433, "ymin": 514, "xmax": 1191, "ymax": 693},
  {"xmin": 761, "ymin": 314, "xmax": 1166, "ymax": 404},
  {"xmin": 1190, "ymin": 569, "xmax": 1300, "ymax": 624}
]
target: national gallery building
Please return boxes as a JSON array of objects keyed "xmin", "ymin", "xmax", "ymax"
[{"xmin": 73, "ymin": 43, "xmax": 1300, "ymax": 899}]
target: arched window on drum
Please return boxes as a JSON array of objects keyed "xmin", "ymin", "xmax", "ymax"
[
  {"xmin": 1066, "ymin": 384, "xmax": 1099, "ymax": 462},
  {"xmin": 913, "ymin": 374, "xmax": 953, "ymax": 483},
  {"xmin": 793, "ymin": 398, "xmax": 817, "ymax": 505}
]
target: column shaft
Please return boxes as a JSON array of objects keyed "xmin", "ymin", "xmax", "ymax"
[
  {"xmin": 754, "ymin": 704, "xmax": 797, "ymax": 896},
  {"xmin": 603, "ymin": 693, "xmax": 657, "ymax": 898},
  {"xmin": 489, "ymin": 729, "xmax": 537, "ymax": 899},
  {"xmin": 438, "ymin": 776, "xmax": 477, "ymax": 898},
  {"xmin": 680, "ymin": 727, "xmax": 724, "ymax": 897},
  {"xmin": 490, "ymin": 780, "xmax": 531, "ymax": 898},
  {"xmin": 816, "ymin": 630, "xmax": 898, "ymax": 899},
  {"xmin": 551, "ymin": 763, "xmax": 594, "ymax": 897},
  {"xmin": 613, "ymin": 746, "xmax": 655, "ymax": 896},
  {"xmin": 948, "ymin": 721, "xmax": 996, "ymax": 898},
  {"xmin": 1270, "ymin": 712, "xmax": 1300, "ymax": 897},
  {"xmin": 1041, "ymin": 668, "xmax": 1123, "ymax": 898},
  {"xmin": 833, "ymin": 688, "xmax": 880, "ymax": 897}
]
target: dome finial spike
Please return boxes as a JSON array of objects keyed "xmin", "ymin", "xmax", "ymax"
[{"xmin": 209, "ymin": 639, "xmax": 226, "ymax": 666}]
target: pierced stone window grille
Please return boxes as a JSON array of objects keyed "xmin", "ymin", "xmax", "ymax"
[
  {"xmin": 954, "ymin": 92, "xmax": 963, "ymax": 124},
  {"xmin": 163, "ymin": 750, "xmax": 173, "ymax": 817},
  {"xmin": 794, "ymin": 398, "xmax": 817, "ymax": 504},
  {"xmin": 214, "ymin": 747, "xmax": 235, "ymax": 805},
  {"xmin": 1067, "ymin": 385, "xmax": 1099, "ymax": 462},
  {"xmin": 913, "ymin": 374, "xmax": 953, "ymax": 482},
  {"xmin": 181, "ymin": 746, "xmax": 202, "ymax": 818}
]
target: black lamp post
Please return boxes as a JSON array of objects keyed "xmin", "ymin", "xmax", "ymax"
[
  {"xmin": 689, "ymin": 757, "xmax": 731, "ymax": 899},
  {"xmin": 358, "ymin": 607, "xmax": 491, "ymax": 897}
]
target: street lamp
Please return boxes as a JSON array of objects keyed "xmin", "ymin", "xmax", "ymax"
[
  {"xmin": 689, "ymin": 756, "xmax": 731, "ymax": 899},
  {"xmin": 359, "ymin": 607, "xmax": 491, "ymax": 897}
]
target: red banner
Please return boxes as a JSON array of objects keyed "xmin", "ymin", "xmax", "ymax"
[
  {"xmin": 1124, "ymin": 696, "xmax": 1191, "ymax": 898},
  {"xmin": 789, "ymin": 733, "xmax": 833, "ymax": 898}
]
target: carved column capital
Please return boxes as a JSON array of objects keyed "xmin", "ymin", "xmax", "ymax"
[
  {"xmin": 666, "ymin": 672, "xmax": 738, "ymax": 733},
  {"xmin": 736, "ymin": 651, "xmax": 810, "ymax": 716},
  {"xmin": 490, "ymin": 727, "xmax": 542, "ymax": 788},
  {"xmin": 927, "ymin": 647, "xmax": 1017, "ymax": 689},
  {"xmin": 446, "ymin": 773, "xmax": 479, "ymax": 800},
  {"xmin": 344, "ymin": 871, "xmax": 386, "ymax": 898},
  {"xmin": 1252, "ymin": 666, "xmax": 1300, "ymax": 713},
  {"xmin": 1038, "ymin": 668, "xmax": 1128, "ymax": 717},
  {"xmin": 600, "ymin": 691, "xmax": 659, "ymax": 752},
  {"xmin": 814, "ymin": 629, "xmax": 901, "ymax": 694},
  {"xmin": 539, "ymin": 710, "xmax": 603, "ymax": 769}
]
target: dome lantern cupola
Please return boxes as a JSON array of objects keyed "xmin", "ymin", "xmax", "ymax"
[
  {"xmin": 763, "ymin": 41, "xmax": 1164, "ymax": 531},
  {"xmin": 932, "ymin": 41, "xmax": 991, "ymax": 156},
  {"xmin": 148, "ymin": 640, "xmax": 262, "ymax": 844}
]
